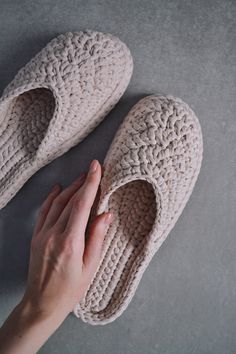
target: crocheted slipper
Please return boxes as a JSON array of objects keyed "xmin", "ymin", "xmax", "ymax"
[
  {"xmin": 0, "ymin": 30, "xmax": 133, "ymax": 209},
  {"xmin": 74, "ymin": 95, "xmax": 203, "ymax": 325}
]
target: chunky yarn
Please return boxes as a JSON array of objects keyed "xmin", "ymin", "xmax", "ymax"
[
  {"xmin": 74, "ymin": 95, "xmax": 203, "ymax": 325},
  {"xmin": 0, "ymin": 30, "xmax": 133, "ymax": 209}
]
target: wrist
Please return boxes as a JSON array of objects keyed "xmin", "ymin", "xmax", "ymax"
[
  {"xmin": 17, "ymin": 298, "xmax": 47, "ymax": 325},
  {"xmin": 0, "ymin": 298, "xmax": 67, "ymax": 354},
  {"xmin": 18, "ymin": 294, "xmax": 69, "ymax": 325}
]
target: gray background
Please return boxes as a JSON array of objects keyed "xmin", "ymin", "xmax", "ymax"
[{"xmin": 0, "ymin": 0, "xmax": 235, "ymax": 353}]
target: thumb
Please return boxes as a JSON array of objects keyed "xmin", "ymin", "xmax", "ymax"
[{"xmin": 83, "ymin": 212, "xmax": 113, "ymax": 275}]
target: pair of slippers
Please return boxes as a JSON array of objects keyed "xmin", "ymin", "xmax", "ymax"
[{"xmin": 0, "ymin": 31, "xmax": 203, "ymax": 325}]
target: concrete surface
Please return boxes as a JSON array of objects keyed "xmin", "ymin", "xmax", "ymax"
[{"xmin": 0, "ymin": 0, "xmax": 236, "ymax": 353}]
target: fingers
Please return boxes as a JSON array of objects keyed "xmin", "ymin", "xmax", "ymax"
[
  {"xmin": 85, "ymin": 183, "xmax": 101, "ymax": 231},
  {"xmin": 56, "ymin": 160, "xmax": 102, "ymax": 233},
  {"xmin": 63, "ymin": 160, "xmax": 102, "ymax": 238},
  {"xmin": 33, "ymin": 184, "xmax": 61, "ymax": 237},
  {"xmin": 83, "ymin": 212, "xmax": 113, "ymax": 273},
  {"xmin": 41, "ymin": 173, "xmax": 86, "ymax": 231},
  {"xmin": 52, "ymin": 177, "xmax": 87, "ymax": 232}
]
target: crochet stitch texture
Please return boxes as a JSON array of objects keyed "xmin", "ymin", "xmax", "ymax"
[
  {"xmin": 74, "ymin": 94, "xmax": 203, "ymax": 325},
  {"xmin": 0, "ymin": 30, "xmax": 133, "ymax": 209}
]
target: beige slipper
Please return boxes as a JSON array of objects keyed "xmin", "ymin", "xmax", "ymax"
[
  {"xmin": 74, "ymin": 94, "xmax": 203, "ymax": 325},
  {"xmin": 0, "ymin": 30, "xmax": 133, "ymax": 209}
]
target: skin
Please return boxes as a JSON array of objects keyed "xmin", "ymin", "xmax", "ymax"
[{"xmin": 0, "ymin": 160, "xmax": 112, "ymax": 354}]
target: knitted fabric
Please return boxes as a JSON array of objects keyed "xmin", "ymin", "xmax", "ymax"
[
  {"xmin": 0, "ymin": 30, "xmax": 133, "ymax": 209},
  {"xmin": 74, "ymin": 95, "xmax": 203, "ymax": 325}
]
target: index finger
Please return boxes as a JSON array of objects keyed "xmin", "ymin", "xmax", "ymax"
[{"xmin": 63, "ymin": 160, "xmax": 102, "ymax": 238}]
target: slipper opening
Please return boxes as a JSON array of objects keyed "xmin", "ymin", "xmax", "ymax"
[
  {"xmin": 89, "ymin": 179, "xmax": 157, "ymax": 320},
  {"xmin": 0, "ymin": 88, "xmax": 55, "ymax": 186}
]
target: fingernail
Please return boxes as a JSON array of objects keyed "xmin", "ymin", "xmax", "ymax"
[
  {"xmin": 104, "ymin": 212, "xmax": 113, "ymax": 225},
  {"xmin": 89, "ymin": 160, "xmax": 99, "ymax": 173}
]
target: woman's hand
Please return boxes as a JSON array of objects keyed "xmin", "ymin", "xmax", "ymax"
[
  {"xmin": 0, "ymin": 160, "xmax": 112, "ymax": 354},
  {"xmin": 23, "ymin": 159, "xmax": 112, "ymax": 318}
]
